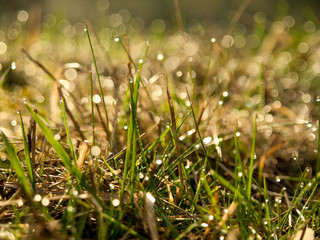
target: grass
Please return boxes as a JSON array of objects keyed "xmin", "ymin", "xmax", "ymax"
[{"xmin": 0, "ymin": 2, "xmax": 320, "ymax": 239}]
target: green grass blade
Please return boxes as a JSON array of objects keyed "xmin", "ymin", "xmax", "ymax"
[
  {"xmin": 2, "ymin": 132, "xmax": 33, "ymax": 199},
  {"xmin": 25, "ymin": 103, "xmax": 102, "ymax": 204},
  {"xmin": 61, "ymin": 99, "xmax": 77, "ymax": 162},
  {"xmin": 263, "ymin": 178, "xmax": 272, "ymax": 231},
  {"xmin": 0, "ymin": 66, "xmax": 10, "ymax": 88},
  {"xmin": 18, "ymin": 110, "xmax": 36, "ymax": 191},
  {"xmin": 85, "ymin": 25, "xmax": 110, "ymax": 141},
  {"xmin": 247, "ymin": 113, "xmax": 257, "ymax": 199},
  {"xmin": 89, "ymin": 71, "xmax": 95, "ymax": 146}
]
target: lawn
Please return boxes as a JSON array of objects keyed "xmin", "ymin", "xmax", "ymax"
[{"xmin": 0, "ymin": 0, "xmax": 320, "ymax": 239}]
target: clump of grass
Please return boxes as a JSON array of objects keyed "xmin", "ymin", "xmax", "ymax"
[{"xmin": 1, "ymin": 2, "xmax": 320, "ymax": 239}]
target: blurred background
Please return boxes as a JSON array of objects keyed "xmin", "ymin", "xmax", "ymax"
[{"xmin": 1, "ymin": 0, "xmax": 319, "ymax": 29}]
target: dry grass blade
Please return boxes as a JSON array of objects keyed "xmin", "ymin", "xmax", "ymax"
[
  {"xmin": 77, "ymin": 141, "xmax": 90, "ymax": 170},
  {"xmin": 145, "ymin": 193, "xmax": 159, "ymax": 240},
  {"xmin": 173, "ymin": 0, "xmax": 185, "ymax": 34},
  {"xmin": 218, "ymin": 202, "xmax": 238, "ymax": 228},
  {"xmin": 22, "ymin": 48, "xmax": 85, "ymax": 140},
  {"xmin": 27, "ymin": 109, "xmax": 37, "ymax": 170}
]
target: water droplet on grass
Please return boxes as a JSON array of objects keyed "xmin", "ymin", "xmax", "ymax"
[
  {"xmin": 201, "ymin": 223, "xmax": 208, "ymax": 228},
  {"xmin": 54, "ymin": 134, "xmax": 61, "ymax": 141},
  {"xmin": 34, "ymin": 194, "xmax": 42, "ymax": 202},
  {"xmin": 222, "ymin": 91, "xmax": 229, "ymax": 97},
  {"xmin": 276, "ymin": 177, "xmax": 281, "ymax": 182},
  {"xmin": 11, "ymin": 120, "xmax": 17, "ymax": 127},
  {"xmin": 11, "ymin": 62, "xmax": 16, "ymax": 70},
  {"xmin": 41, "ymin": 198, "xmax": 50, "ymax": 206},
  {"xmin": 139, "ymin": 173, "xmax": 144, "ymax": 179},
  {"xmin": 91, "ymin": 146, "xmax": 101, "ymax": 156},
  {"xmin": 112, "ymin": 199, "xmax": 120, "ymax": 207},
  {"xmin": 157, "ymin": 53, "xmax": 164, "ymax": 61},
  {"xmin": 114, "ymin": 37, "xmax": 119, "ymax": 42},
  {"xmin": 203, "ymin": 137, "xmax": 212, "ymax": 145},
  {"xmin": 67, "ymin": 206, "xmax": 75, "ymax": 212},
  {"xmin": 92, "ymin": 94, "xmax": 101, "ymax": 103},
  {"xmin": 235, "ymin": 131, "xmax": 241, "ymax": 137},
  {"xmin": 17, "ymin": 199, "xmax": 23, "ymax": 207},
  {"xmin": 179, "ymin": 136, "xmax": 185, "ymax": 141},
  {"xmin": 210, "ymin": 37, "xmax": 216, "ymax": 43},
  {"xmin": 139, "ymin": 59, "xmax": 143, "ymax": 64},
  {"xmin": 156, "ymin": 159, "xmax": 162, "ymax": 165}
]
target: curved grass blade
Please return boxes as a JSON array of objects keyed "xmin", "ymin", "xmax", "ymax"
[
  {"xmin": 2, "ymin": 132, "xmax": 33, "ymax": 199},
  {"xmin": 25, "ymin": 103, "xmax": 100, "ymax": 201},
  {"xmin": 61, "ymin": 98, "xmax": 77, "ymax": 162},
  {"xmin": 18, "ymin": 110, "xmax": 36, "ymax": 191}
]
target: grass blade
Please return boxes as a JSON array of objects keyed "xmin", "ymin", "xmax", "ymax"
[
  {"xmin": 18, "ymin": 110, "xmax": 36, "ymax": 191},
  {"xmin": 247, "ymin": 113, "xmax": 257, "ymax": 199},
  {"xmin": 2, "ymin": 132, "xmax": 33, "ymax": 199},
  {"xmin": 85, "ymin": 25, "xmax": 110, "ymax": 141}
]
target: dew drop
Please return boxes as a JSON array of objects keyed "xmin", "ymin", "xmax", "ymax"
[
  {"xmin": 91, "ymin": 146, "xmax": 101, "ymax": 156},
  {"xmin": 67, "ymin": 206, "xmax": 75, "ymax": 212},
  {"xmin": 109, "ymin": 183, "xmax": 115, "ymax": 189},
  {"xmin": 203, "ymin": 136, "xmax": 212, "ymax": 145},
  {"xmin": 222, "ymin": 91, "xmax": 229, "ymax": 97},
  {"xmin": 34, "ymin": 194, "xmax": 42, "ymax": 202},
  {"xmin": 210, "ymin": 37, "xmax": 216, "ymax": 43},
  {"xmin": 139, "ymin": 59, "xmax": 143, "ymax": 64},
  {"xmin": 316, "ymin": 96, "xmax": 320, "ymax": 103},
  {"xmin": 144, "ymin": 176, "xmax": 150, "ymax": 181},
  {"xmin": 176, "ymin": 71, "xmax": 182, "ymax": 77},
  {"xmin": 276, "ymin": 177, "xmax": 281, "ymax": 182},
  {"xmin": 114, "ymin": 37, "xmax": 119, "ymax": 42},
  {"xmin": 179, "ymin": 136, "xmax": 185, "ymax": 141},
  {"xmin": 156, "ymin": 159, "xmax": 162, "ymax": 165},
  {"xmin": 41, "ymin": 197, "xmax": 50, "ymax": 206},
  {"xmin": 17, "ymin": 199, "xmax": 23, "ymax": 207},
  {"xmin": 54, "ymin": 134, "xmax": 61, "ymax": 141},
  {"xmin": 238, "ymin": 172, "xmax": 243, "ymax": 177},
  {"xmin": 218, "ymin": 100, "xmax": 223, "ymax": 105},
  {"xmin": 92, "ymin": 94, "xmax": 101, "ymax": 103},
  {"xmin": 11, "ymin": 120, "xmax": 17, "ymax": 127},
  {"xmin": 187, "ymin": 129, "xmax": 196, "ymax": 136},
  {"xmin": 112, "ymin": 199, "xmax": 120, "ymax": 207},
  {"xmin": 195, "ymin": 144, "xmax": 200, "ymax": 149},
  {"xmin": 157, "ymin": 53, "xmax": 164, "ymax": 61},
  {"xmin": 83, "ymin": 27, "xmax": 88, "ymax": 32},
  {"xmin": 124, "ymin": 125, "xmax": 128, "ymax": 130},
  {"xmin": 11, "ymin": 62, "xmax": 16, "ymax": 70},
  {"xmin": 72, "ymin": 190, "xmax": 79, "ymax": 196},
  {"xmin": 236, "ymin": 131, "xmax": 241, "ymax": 137},
  {"xmin": 208, "ymin": 215, "xmax": 214, "ymax": 221},
  {"xmin": 139, "ymin": 173, "xmax": 144, "ymax": 179},
  {"xmin": 201, "ymin": 223, "xmax": 208, "ymax": 228}
]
